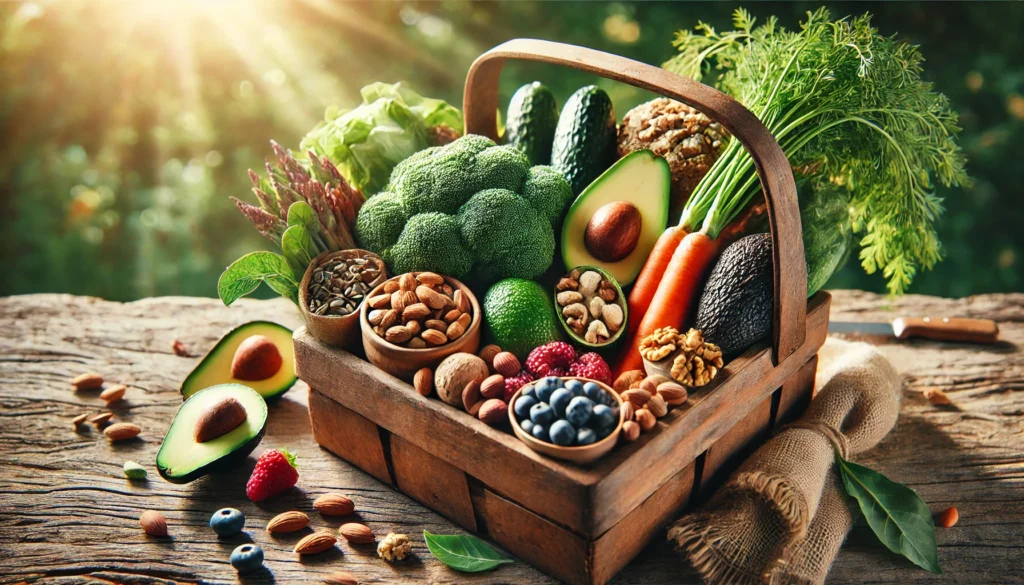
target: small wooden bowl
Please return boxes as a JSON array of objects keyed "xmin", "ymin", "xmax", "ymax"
[
  {"xmin": 300, "ymin": 250, "xmax": 387, "ymax": 349},
  {"xmin": 360, "ymin": 272, "xmax": 481, "ymax": 382},
  {"xmin": 508, "ymin": 377, "xmax": 624, "ymax": 464}
]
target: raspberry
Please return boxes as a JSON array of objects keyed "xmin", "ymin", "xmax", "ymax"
[
  {"xmin": 503, "ymin": 369, "xmax": 535, "ymax": 402},
  {"xmin": 246, "ymin": 449, "xmax": 298, "ymax": 502},
  {"xmin": 525, "ymin": 342, "xmax": 576, "ymax": 377},
  {"xmin": 569, "ymin": 352, "xmax": 613, "ymax": 386}
]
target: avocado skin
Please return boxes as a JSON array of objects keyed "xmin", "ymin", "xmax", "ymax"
[
  {"xmin": 505, "ymin": 82, "xmax": 559, "ymax": 166},
  {"xmin": 157, "ymin": 426, "xmax": 265, "ymax": 484},
  {"xmin": 695, "ymin": 233, "xmax": 773, "ymax": 359},
  {"xmin": 551, "ymin": 86, "xmax": 616, "ymax": 195}
]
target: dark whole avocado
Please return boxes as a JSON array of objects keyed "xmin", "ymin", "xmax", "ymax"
[
  {"xmin": 551, "ymin": 86, "xmax": 617, "ymax": 196},
  {"xmin": 505, "ymin": 82, "xmax": 559, "ymax": 165},
  {"xmin": 695, "ymin": 233, "xmax": 773, "ymax": 359},
  {"xmin": 157, "ymin": 383, "xmax": 268, "ymax": 484},
  {"xmin": 180, "ymin": 321, "xmax": 296, "ymax": 401}
]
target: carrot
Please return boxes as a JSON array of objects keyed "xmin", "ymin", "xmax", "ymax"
[
  {"xmin": 626, "ymin": 226, "xmax": 687, "ymax": 335},
  {"xmin": 616, "ymin": 231, "xmax": 720, "ymax": 375}
]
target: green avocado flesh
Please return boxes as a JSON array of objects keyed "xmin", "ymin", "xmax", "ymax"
[
  {"xmin": 561, "ymin": 150, "xmax": 670, "ymax": 285},
  {"xmin": 180, "ymin": 321, "xmax": 296, "ymax": 400},
  {"xmin": 157, "ymin": 383, "xmax": 268, "ymax": 484}
]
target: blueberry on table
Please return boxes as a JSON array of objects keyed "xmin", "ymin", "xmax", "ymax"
[
  {"xmin": 565, "ymin": 379, "xmax": 585, "ymax": 396},
  {"xmin": 515, "ymin": 395, "xmax": 538, "ymax": 420},
  {"xmin": 591, "ymin": 404, "xmax": 617, "ymax": 431},
  {"xmin": 530, "ymin": 402, "xmax": 555, "ymax": 425},
  {"xmin": 230, "ymin": 543, "xmax": 264, "ymax": 572},
  {"xmin": 565, "ymin": 396, "xmax": 595, "ymax": 428},
  {"xmin": 576, "ymin": 427, "xmax": 598, "ymax": 446},
  {"xmin": 583, "ymin": 381, "xmax": 608, "ymax": 404},
  {"xmin": 549, "ymin": 420, "xmax": 576, "ymax": 446},
  {"xmin": 210, "ymin": 508, "xmax": 245, "ymax": 537},
  {"xmin": 520, "ymin": 418, "xmax": 536, "ymax": 434},
  {"xmin": 549, "ymin": 388, "xmax": 574, "ymax": 418},
  {"xmin": 531, "ymin": 422, "xmax": 550, "ymax": 442}
]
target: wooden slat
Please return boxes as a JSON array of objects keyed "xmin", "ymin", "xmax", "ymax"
[
  {"xmin": 475, "ymin": 488, "xmax": 591, "ymax": 585},
  {"xmin": 697, "ymin": 394, "xmax": 774, "ymax": 499},
  {"xmin": 589, "ymin": 462, "xmax": 697, "ymax": 585},
  {"xmin": 390, "ymin": 434, "xmax": 477, "ymax": 532},
  {"xmin": 775, "ymin": 354, "xmax": 818, "ymax": 429},
  {"xmin": 308, "ymin": 388, "xmax": 392, "ymax": 485}
]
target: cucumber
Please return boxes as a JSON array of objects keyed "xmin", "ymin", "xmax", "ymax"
[
  {"xmin": 505, "ymin": 82, "xmax": 559, "ymax": 165},
  {"xmin": 551, "ymin": 86, "xmax": 617, "ymax": 196}
]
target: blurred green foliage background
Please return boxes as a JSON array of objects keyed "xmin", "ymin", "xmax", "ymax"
[{"xmin": 2, "ymin": 1, "xmax": 1021, "ymax": 301}]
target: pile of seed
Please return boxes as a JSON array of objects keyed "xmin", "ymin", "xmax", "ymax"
[{"xmin": 307, "ymin": 255, "xmax": 383, "ymax": 317}]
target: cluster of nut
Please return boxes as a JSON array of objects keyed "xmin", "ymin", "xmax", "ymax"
[
  {"xmin": 556, "ymin": 268, "xmax": 625, "ymax": 345},
  {"xmin": 612, "ymin": 371, "xmax": 688, "ymax": 441},
  {"xmin": 639, "ymin": 327, "xmax": 723, "ymax": 387},
  {"xmin": 367, "ymin": 272, "xmax": 472, "ymax": 348},
  {"xmin": 414, "ymin": 345, "xmax": 524, "ymax": 428}
]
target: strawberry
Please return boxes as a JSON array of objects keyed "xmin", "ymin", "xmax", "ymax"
[
  {"xmin": 525, "ymin": 342, "xmax": 576, "ymax": 377},
  {"xmin": 503, "ymin": 369, "xmax": 535, "ymax": 402},
  {"xmin": 569, "ymin": 352, "xmax": 613, "ymax": 386},
  {"xmin": 246, "ymin": 449, "xmax": 298, "ymax": 502}
]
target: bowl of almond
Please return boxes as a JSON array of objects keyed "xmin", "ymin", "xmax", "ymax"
[{"xmin": 360, "ymin": 271, "xmax": 481, "ymax": 381}]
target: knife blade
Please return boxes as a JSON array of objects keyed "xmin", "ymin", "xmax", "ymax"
[{"xmin": 829, "ymin": 317, "xmax": 999, "ymax": 344}]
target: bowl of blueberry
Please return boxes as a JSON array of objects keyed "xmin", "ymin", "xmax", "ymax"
[{"xmin": 509, "ymin": 376, "xmax": 624, "ymax": 464}]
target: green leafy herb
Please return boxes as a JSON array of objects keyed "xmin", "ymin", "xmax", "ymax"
[
  {"xmin": 218, "ymin": 251, "xmax": 298, "ymax": 306},
  {"xmin": 837, "ymin": 455, "xmax": 941, "ymax": 573},
  {"xmin": 281, "ymin": 225, "xmax": 317, "ymax": 278},
  {"xmin": 666, "ymin": 8, "xmax": 968, "ymax": 294},
  {"xmin": 423, "ymin": 530, "xmax": 513, "ymax": 573},
  {"xmin": 287, "ymin": 200, "xmax": 317, "ymax": 229}
]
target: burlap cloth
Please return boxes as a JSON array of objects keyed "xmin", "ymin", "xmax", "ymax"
[{"xmin": 667, "ymin": 338, "xmax": 903, "ymax": 585}]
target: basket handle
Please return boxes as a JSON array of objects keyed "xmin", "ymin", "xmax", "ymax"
[{"xmin": 463, "ymin": 39, "xmax": 806, "ymax": 364}]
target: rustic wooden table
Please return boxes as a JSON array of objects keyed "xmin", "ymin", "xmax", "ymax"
[{"xmin": 1, "ymin": 291, "xmax": 1021, "ymax": 585}]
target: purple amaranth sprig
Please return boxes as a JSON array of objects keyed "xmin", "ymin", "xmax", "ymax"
[{"xmin": 237, "ymin": 140, "xmax": 366, "ymax": 254}]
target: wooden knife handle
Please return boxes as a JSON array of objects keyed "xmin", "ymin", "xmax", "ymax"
[{"xmin": 892, "ymin": 317, "xmax": 999, "ymax": 344}]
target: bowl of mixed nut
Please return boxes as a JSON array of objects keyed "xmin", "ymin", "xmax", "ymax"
[
  {"xmin": 554, "ymin": 266, "xmax": 628, "ymax": 353},
  {"xmin": 360, "ymin": 271, "xmax": 481, "ymax": 381},
  {"xmin": 300, "ymin": 250, "xmax": 387, "ymax": 348}
]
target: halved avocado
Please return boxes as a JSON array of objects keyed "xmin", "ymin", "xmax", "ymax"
[
  {"xmin": 561, "ymin": 150, "xmax": 670, "ymax": 285},
  {"xmin": 157, "ymin": 383, "xmax": 267, "ymax": 484},
  {"xmin": 181, "ymin": 321, "xmax": 296, "ymax": 401}
]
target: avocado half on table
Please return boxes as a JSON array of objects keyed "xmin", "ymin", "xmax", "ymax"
[
  {"xmin": 180, "ymin": 321, "xmax": 297, "ymax": 400},
  {"xmin": 157, "ymin": 383, "xmax": 268, "ymax": 483}
]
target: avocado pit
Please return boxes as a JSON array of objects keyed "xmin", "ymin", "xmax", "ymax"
[
  {"xmin": 584, "ymin": 201, "xmax": 642, "ymax": 263},
  {"xmin": 194, "ymin": 397, "xmax": 248, "ymax": 443},
  {"xmin": 230, "ymin": 335, "xmax": 283, "ymax": 381}
]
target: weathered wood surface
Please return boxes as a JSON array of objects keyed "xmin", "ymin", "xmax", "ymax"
[{"xmin": 1, "ymin": 291, "xmax": 1021, "ymax": 585}]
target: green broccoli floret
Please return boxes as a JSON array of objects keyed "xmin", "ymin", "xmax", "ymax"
[
  {"xmin": 521, "ymin": 165, "xmax": 574, "ymax": 228},
  {"xmin": 355, "ymin": 135, "xmax": 573, "ymax": 284},
  {"xmin": 389, "ymin": 136, "xmax": 495, "ymax": 215},
  {"xmin": 387, "ymin": 212, "xmax": 473, "ymax": 277},
  {"xmin": 458, "ymin": 189, "xmax": 555, "ymax": 280},
  {"xmin": 473, "ymin": 144, "xmax": 530, "ymax": 193},
  {"xmin": 354, "ymin": 192, "xmax": 407, "ymax": 254}
]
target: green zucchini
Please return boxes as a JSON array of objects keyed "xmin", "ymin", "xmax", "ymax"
[
  {"xmin": 551, "ymin": 86, "xmax": 616, "ymax": 195},
  {"xmin": 505, "ymin": 82, "xmax": 559, "ymax": 165}
]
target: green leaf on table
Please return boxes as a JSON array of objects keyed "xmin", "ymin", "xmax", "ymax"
[
  {"xmin": 281, "ymin": 224, "xmax": 317, "ymax": 279},
  {"xmin": 837, "ymin": 455, "xmax": 941, "ymax": 574},
  {"xmin": 423, "ymin": 530, "xmax": 513, "ymax": 573},
  {"xmin": 218, "ymin": 251, "xmax": 298, "ymax": 306},
  {"xmin": 287, "ymin": 200, "xmax": 317, "ymax": 229}
]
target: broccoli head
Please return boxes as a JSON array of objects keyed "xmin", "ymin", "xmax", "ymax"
[{"xmin": 354, "ymin": 134, "xmax": 573, "ymax": 284}]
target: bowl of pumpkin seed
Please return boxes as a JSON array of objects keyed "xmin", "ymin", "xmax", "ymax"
[{"xmin": 300, "ymin": 249, "xmax": 387, "ymax": 348}]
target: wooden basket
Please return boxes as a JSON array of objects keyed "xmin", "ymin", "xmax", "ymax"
[{"xmin": 295, "ymin": 39, "xmax": 830, "ymax": 585}]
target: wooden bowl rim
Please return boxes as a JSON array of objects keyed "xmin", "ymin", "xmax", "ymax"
[
  {"xmin": 359, "ymin": 272, "xmax": 482, "ymax": 355},
  {"xmin": 508, "ymin": 376, "xmax": 624, "ymax": 458},
  {"xmin": 299, "ymin": 249, "xmax": 386, "ymax": 323}
]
